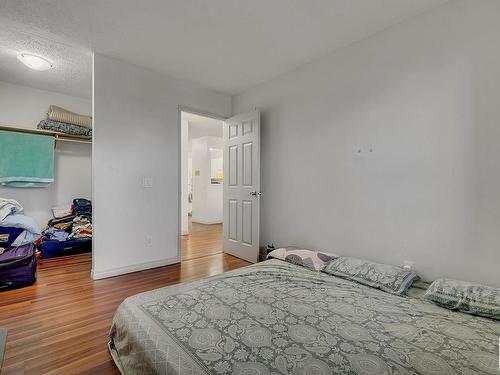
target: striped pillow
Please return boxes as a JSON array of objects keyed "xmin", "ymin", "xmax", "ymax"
[{"xmin": 424, "ymin": 278, "xmax": 500, "ymax": 320}]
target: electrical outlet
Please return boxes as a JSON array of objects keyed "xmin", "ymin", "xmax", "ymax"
[{"xmin": 145, "ymin": 235, "xmax": 153, "ymax": 247}]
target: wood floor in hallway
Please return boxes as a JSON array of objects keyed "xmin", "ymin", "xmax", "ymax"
[
  {"xmin": 0, "ymin": 250, "xmax": 248, "ymax": 374},
  {"xmin": 181, "ymin": 216, "xmax": 223, "ymax": 261}
]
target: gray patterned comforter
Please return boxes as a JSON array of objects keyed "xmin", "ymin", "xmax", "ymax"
[{"xmin": 109, "ymin": 259, "xmax": 500, "ymax": 374}]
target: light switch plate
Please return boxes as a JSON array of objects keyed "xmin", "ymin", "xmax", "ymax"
[{"xmin": 142, "ymin": 177, "xmax": 153, "ymax": 188}]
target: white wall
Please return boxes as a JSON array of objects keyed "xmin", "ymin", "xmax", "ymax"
[
  {"xmin": 191, "ymin": 136, "xmax": 223, "ymax": 224},
  {"xmin": 92, "ymin": 54, "xmax": 231, "ymax": 279},
  {"xmin": 234, "ymin": 0, "xmax": 500, "ymax": 287},
  {"xmin": 0, "ymin": 81, "xmax": 92, "ymax": 227}
]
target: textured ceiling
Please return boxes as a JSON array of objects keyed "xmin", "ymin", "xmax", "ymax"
[
  {"xmin": 0, "ymin": 17, "xmax": 92, "ymax": 98},
  {"xmin": 0, "ymin": 0, "xmax": 449, "ymax": 98}
]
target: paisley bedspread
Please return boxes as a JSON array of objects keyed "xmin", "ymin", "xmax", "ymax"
[{"xmin": 109, "ymin": 259, "xmax": 500, "ymax": 374}]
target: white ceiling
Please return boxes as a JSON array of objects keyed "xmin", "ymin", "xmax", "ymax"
[
  {"xmin": 183, "ymin": 112, "xmax": 223, "ymax": 141},
  {"xmin": 0, "ymin": 17, "xmax": 92, "ymax": 98},
  {"xmin": 0, "ymin": 0, "xmax": 449, "ymax": 98}
]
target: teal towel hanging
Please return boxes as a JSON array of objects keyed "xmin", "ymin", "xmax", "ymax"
[{"xmin": 0, "ymin": 130, "xmax": 54, "ymax": 188}]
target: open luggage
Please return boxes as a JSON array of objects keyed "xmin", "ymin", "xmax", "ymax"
[{"xmin": 40, "ymin": 237, "xmax": 91, "ymax": 259}]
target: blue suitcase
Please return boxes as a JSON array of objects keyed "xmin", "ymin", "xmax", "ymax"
[{"xmin": 40, "ymin": 238, "xmax": 92, "ymax": 259}]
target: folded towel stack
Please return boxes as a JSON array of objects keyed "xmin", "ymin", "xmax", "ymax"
[
  {"xmin": 37, "ymin": 105, "xmax": 92, "ymax": 137},
  {"xmin": 48, "ymin": 105, "xmax": 92, "ymax": 129}
]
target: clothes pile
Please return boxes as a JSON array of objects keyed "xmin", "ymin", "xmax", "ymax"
[
  {"xmin": 0, "ymin": 199, "xmax": 41, "ymax": 252},
  {"xmin": 40, "ymin": 198, "xmax": 92, "ymax": 258},
  {"xmin": 37, "ymin": 105, "xmax": 92, "ymax": 138},
  {"xmin": 73, "ymin": 198, "xmax": 92, "ymax": 219},
  {"xmin": 0, "ymin": 198, "xmax": 40, "ymax": 289}
]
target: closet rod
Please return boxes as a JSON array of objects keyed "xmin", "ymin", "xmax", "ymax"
[
  {"xmin": 0, "ymin": 124, "xmax": 92, "ymax": 145},
  {"xmin": 54, "ymin": 137, "xmax": 91, "ymax": 145}
]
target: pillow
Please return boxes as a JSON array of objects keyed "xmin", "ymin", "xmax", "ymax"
[
  {"xmin": 267, "ymin": 247, "xmax": 336, "ymax": 271},
  {"xmin": 323, "ymin": 256, "xmax": 418, "ymax": 295},
  {"xmin": 424, "ymin": 278, "xmax": 500, "ymax": 320}
]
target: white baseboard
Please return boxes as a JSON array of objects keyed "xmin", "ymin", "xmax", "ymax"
[
  {"xmin": 192, "ymin": 218, "xmax": 222, "ymax": 225},
  {"xmin": 91, "ymin": 256, "xmax": 180, "ymax": 280}
]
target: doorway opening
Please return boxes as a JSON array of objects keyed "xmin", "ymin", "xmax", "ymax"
[{"xmin": 180, "ymin": 110, "xmax": 225, "ymax": 261}]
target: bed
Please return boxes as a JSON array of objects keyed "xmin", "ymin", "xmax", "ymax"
[{"xmin": 109, "ymin": 259, "xmax": 500, "ymax": 374}]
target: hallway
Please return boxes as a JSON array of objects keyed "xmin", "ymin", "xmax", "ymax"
[{"xmin": 181, "ymin": 216, "xmax": 223, "ymax": 261}]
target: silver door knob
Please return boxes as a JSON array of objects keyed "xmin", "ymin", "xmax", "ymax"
[{"xmin": 250, "ymin": 191, "xmax": 262, "ymax": 196}]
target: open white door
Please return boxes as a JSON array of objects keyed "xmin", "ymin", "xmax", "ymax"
[{"xmin": 223, "ymin": 110, "xmax": 260, "ymax": 263}]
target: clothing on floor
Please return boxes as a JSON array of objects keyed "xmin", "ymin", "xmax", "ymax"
[
  {"xmin": 0, "ymin": 198, "xmax": 23, "ymax": 221},
  {"xmin": 52, "ymin": 222, "xmax": 72, "ymax": 230},
  {"xmin": 40, "ymin": 199, "xmax": 93, "ymax": 257},
  {"xmin": 51, "ymin": 204, "xmax": 73, "ymax": 219},
  {"xmin": 0, "ymin": 199, "xmax": 40, "ymax": 247},
  {"xmin": 0, "ymin": 214, "xmax": 42, "ymax": 247},
  {"xmin": 73, "ymin": 199, "xmax": 92, "ymax": 219},
  {"xmin": 0, "ymin": 227, "xmax": 25, "ymax": 246},
  {"xmin": 44, "ymin": 227, "xmax": 70, "ymax": 242},
  {"xmin": 1, "ymin": 214, "xmax": 41, "ymax": 236},
  {"xmin": 11, "ymin": 230, "xmax": 40, "ymax": 247},
  {"xmin": 47, "ymin": 215, "xmax": 76, "ymax": 227},
  {"xmin": 0, "ymin": 130, "xmax": 54, "ymax": 188},
  {"xmin": 69, "ymin": 216, "xmax": 92, "ymax": 239}
]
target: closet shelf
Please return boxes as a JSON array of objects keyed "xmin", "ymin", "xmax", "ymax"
[{"xmin": 0, "ymin": 125, "xmax": 92, "ymax": 144}]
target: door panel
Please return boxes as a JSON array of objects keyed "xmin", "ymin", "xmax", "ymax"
[
  {"xmin": 228, "ymin": 199, "xmax": 238, "ymax": 241},
  {"xmin": 228, "ymin": 145, "xmax": 238, "ymax": 186},
  {"xmin": 223, "ymin": 111, "xmax": 260, "ymax": 263},
  {"xmin": 242, "ymin": 142, "xmax": 253, "ymax": 187},
  {"xmin": 229, "ymin": 123, "xmax": 238, "ymax": 139},
  {"xmin": 241, "ymin": 200, "xmax": 253, "ymax": 245}
]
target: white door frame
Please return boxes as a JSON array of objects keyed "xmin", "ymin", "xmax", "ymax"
[{"xmin": 177, "ymin": 105, "xmax": 227, "ymax": 262}]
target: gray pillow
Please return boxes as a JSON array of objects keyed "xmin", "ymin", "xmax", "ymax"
[
  {"xmin": 267, "ymin": 247, "xmax": 337, "ymax": 271},
  {"xmin": 323, "ymin": 256, "xmax": 418, "ymax": 295},
  {"xmin": 424, "ymin": 278, "xmax": 500, "ymax": 320}
]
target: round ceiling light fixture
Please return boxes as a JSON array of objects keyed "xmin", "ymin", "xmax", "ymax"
[{"xmin": 17, "ymin": 53, "xmax": 53, "ymax": 71}]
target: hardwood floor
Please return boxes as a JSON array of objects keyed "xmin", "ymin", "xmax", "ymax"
[
  {"xmin": 181, "ymin": 216, "xmax": 223, "ymax": 261},
  {"xmin": 0, "ymin": 252, "xmax": 249, "ymax": 374}
]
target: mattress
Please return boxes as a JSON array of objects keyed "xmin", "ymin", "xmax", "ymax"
[{"xmin": 109, "ymin": 259, "xmax": 500, "ymax": 374}]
